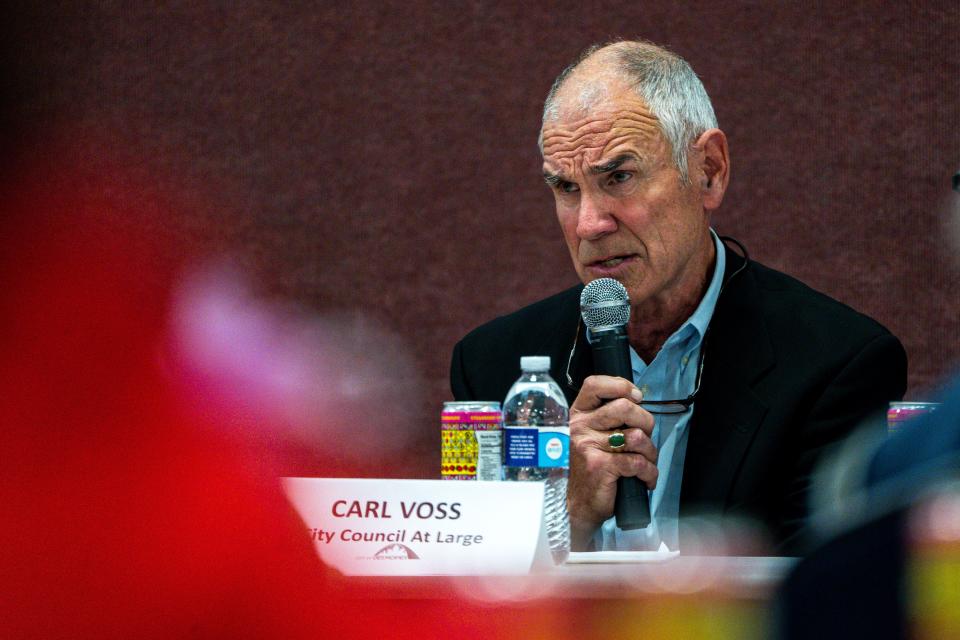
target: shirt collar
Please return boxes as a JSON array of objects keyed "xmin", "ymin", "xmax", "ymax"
[{"xmin": 681, "ymin": 229, "xmax": 726, "ymax": 344}]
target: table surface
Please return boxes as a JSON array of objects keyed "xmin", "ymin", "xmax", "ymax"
[{"xmin": 340, "ymin": 555, "xmax": 798, "ymax": 602}]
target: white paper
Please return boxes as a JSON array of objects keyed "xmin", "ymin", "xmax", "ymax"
[{"xmin": 567, "ymin": 542, "xmax": 679, "ymax": 564}]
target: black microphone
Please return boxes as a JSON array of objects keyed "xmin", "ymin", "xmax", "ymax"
[{"xmin": 580, "ymin": 278, "xmax": 651, "ymax": 530}]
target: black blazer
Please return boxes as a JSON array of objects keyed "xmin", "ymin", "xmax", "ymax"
[{"xmin": 450, "ymin": 245, "xmax": 907, "ymax": 552}]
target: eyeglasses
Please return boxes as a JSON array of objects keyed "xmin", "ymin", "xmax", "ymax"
[
  {"xmin": 564, "ymin": 322, "xmax": 707, "ymax": 415},
  {"xmin": 637, "ymin": 338, "xmax": 706, "ymax": 414}
]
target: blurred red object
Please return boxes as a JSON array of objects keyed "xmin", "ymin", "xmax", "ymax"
[
  {"xmin": 0, "ymin": 148, "xmax": 343, "ymax": 638},
  {"xmin": 0, "ymin": 144, "xmax": 588, "ymax": 640}
]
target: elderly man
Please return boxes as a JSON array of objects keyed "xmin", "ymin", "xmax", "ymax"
[{"xmin": 450, "ymin": 40, "xmax": 907, "ymax": 553}]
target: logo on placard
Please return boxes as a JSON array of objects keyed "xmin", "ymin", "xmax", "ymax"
[
  {"xmin": 373, "ymin": 543, "xmax": 420, "ymax": 560},
  {"xmin": 545, "ymin": 437, "xmax": 563, "ymax": 460}
]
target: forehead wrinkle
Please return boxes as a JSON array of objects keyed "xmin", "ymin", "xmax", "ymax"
[
  {"xmin": 598, "ymin": 138, "xmax": 643, "ymax": 167},
  {"xmin": 601, "ymin": 126, "xmax": 666, "ymax": 161},
  {"xmin": 542, "ymin": 110, "xmax": 664, "ymax": 177},
  {"xmin": 542, "ymin": 117, "xmax": 613, "ymax": 152},
  {"xmin": 613, "ymin": 113, "xmax": 661, "ymax": 136},
  {"xmin": 542, "ymin": 107, "xmax": 660, "ymax": 149}
]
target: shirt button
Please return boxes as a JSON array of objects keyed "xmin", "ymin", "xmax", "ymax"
[
  {"xmin": 640, "ymin": 385, "xmax": 651, "ymax": 395},
  {"xmin": 681, "ymin": 356, "xmax": 689, "ymax": 366}
]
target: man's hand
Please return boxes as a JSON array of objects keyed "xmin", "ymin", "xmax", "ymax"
[{"xmin": 567, "ymin": 375, "xmax": 657, "ymax": 550}]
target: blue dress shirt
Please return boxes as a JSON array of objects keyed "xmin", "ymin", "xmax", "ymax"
[{"xmin": 596, "ymin": 230, "xmax": 726, "ymax": 551}]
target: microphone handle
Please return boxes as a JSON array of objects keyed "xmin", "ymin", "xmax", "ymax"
[{"xmin": 591, "ymin": 327, "xmax": 652, "ymax": 530}]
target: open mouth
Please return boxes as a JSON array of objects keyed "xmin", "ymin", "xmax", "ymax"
[
  {"xmin": 589, "ymin": 254, "xmax": 636, "ymax": 269},
  {"xmin": 596, "ymin": 256, "xmax": 628, "ymax": 267}
]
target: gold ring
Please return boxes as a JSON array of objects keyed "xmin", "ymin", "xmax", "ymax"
[{"xmin": 608, "ymin": 430, "xmax": 626, "ymax": 451}]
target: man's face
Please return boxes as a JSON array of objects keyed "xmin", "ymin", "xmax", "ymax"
[{"xmin": 541, "ymin": 85, "xmax": 713, "ymax": 307}]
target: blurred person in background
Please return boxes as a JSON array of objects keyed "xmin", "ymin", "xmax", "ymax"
[{"xmin": 775, "ymin": 167, "xmax": 960, "ymax": 639}]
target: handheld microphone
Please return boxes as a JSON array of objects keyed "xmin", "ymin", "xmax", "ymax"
[{"xmin": 580, "ymin": 278, "xmax": 651, "ymax": 530}]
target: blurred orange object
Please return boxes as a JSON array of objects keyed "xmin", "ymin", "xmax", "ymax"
[{"xmin": 908, "ymin": 487, "xmax": 960, "ymax": 639}]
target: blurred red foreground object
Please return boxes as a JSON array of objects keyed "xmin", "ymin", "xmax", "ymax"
[
  {"xmin": 0, "ymin": 152, "xmax": 339, "ymax": 638},
  {"xmin": 0, "ymin": 148, "xmax": 576, "ymax": 640}
]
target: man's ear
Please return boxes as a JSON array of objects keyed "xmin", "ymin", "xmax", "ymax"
[{"xmin": 693, "ymin": 128, "xmax": 729, "ymax": 211}]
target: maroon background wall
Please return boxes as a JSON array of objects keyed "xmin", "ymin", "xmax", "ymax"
[{"xmin": 6, "ymin": 2, "xmax": 960, "ymax": 478}]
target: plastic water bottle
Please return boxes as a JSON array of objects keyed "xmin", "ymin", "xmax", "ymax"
[{"xmin": 502, "ymin": 356, "xmax": 570, "ymax": 564}]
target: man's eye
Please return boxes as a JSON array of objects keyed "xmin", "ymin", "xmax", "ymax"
[
  {"xmin": 609, "ymin": 171, "xmax": 632, "ymax": 184},
  {"xmin": 558, "ymin": 181, "xmax": 580, "ymax": 194}
]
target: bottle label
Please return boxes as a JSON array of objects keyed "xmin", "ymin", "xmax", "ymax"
[
  {"xmin": 504, "ymin": 426, "xmax": 570, "ymax": 468},
  {"xmin": 539, "ymin": 427, "xmax": 570, "ymax": 468}
]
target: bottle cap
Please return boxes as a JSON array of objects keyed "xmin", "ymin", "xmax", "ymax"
[{"xmin": 520, "ymin": 356, "xmax": 550, "ymax": 372}]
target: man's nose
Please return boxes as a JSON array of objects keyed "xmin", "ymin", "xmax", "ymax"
[{"xmin": 575, "ymin": 191, "xmax": 618, "ymax": 240}]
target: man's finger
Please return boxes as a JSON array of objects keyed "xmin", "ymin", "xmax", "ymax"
[
  {"xmin": 571, "ymin": 374, "xmax": 645, "ymax": 411},
  {"xmin": 607, "ymin": 451, "xmax": 659, "ymax": 489},
  {"xmin": 575, "ymin": 397, "xmax": 655, "ymax": 434}
]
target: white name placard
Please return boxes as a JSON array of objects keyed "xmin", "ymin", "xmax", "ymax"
[{"xmin": 282, "ymin": 478, "xmax": 551, "ymax": 576}]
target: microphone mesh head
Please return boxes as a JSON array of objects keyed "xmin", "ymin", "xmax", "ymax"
[{"xmin": 580, "ymin": 278, "xmax": 630, "ymax": 329}]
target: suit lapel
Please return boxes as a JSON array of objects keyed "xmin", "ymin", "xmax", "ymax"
[
  {"xmin": 680, "ymin": 246, "xmax": 775, "ymax": 516},
  {"xmin": 537, "ymin": 285, "xmax": 590, "ymax": 407}
]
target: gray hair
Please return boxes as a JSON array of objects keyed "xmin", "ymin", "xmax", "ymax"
[{"xmin": 540, "ymin": 40, "xmax": 718, "ymax": 183}]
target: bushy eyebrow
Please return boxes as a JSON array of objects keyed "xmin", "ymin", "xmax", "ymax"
[
  {"xmin": 542, "ymin": 154, "xmax": 637, "ymax": 187},
  {"xmin": 590, "ymin": 154, "xmax": 635, "ymax": 175},
  {"xmin": 543, "ymin": 171, "xmax": 562, "ymax": 187},
  {"xmin": 543, "ymin": 153, "xmax": 637, "ymax": 185}
]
